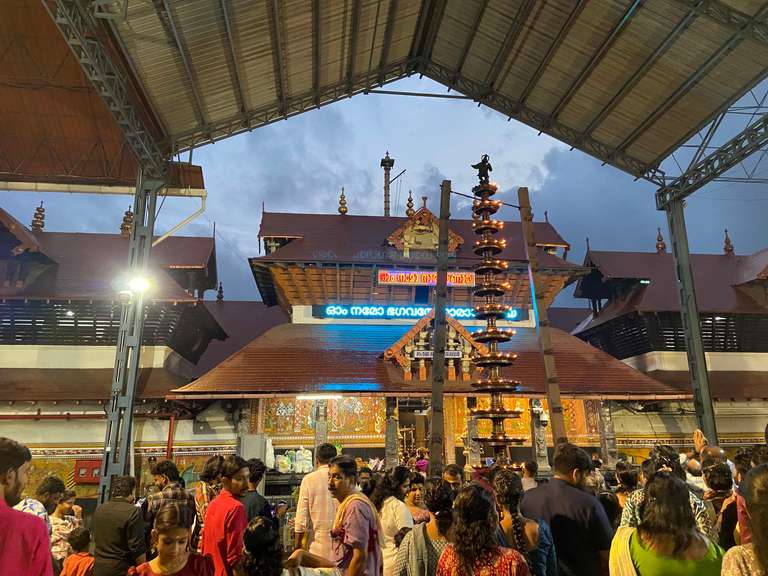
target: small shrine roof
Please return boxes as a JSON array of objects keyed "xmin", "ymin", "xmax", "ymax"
[
  {"xmin": 575, "ymin": 249, "xmax": 768, "ymax": 331},
  {"xmin": 1, "ymin": 206, "xmax": 216, "ymax": 302},
  {"xmin": 254, "ymin": 211, "xmax": 574, "ymax": 269},
  {"xmin": 170, "ymin": 322, "xmax": 689, "ymax": 401}
]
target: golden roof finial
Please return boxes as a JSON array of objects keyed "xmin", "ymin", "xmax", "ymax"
[
  {"xmin": 724, "ymin": 229, "xmax": 734, "ymax": 255},
  {"xmin": 656, "ymin": 227, "xmax": 666, "ymax": 253},
  {"xmin": 405, "ymin": 191, "xmax": 415, "ymax": 217},
  {"xmin": 30, "ymin": 201, "xmax": 45, "ymax": 233},
  {"xmin": 120, "ymin": 206, "xmax": 134, "ymax": 237},
  {"xmin": 338, "ymin": 187, "xmax": 348, "ymax": 215}
]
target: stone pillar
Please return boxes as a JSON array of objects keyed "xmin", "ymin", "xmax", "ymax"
[
  {"xmin": 464, "ymin": 397, "xmax": 481, "ymax": 473},
  {"xmin": 314, "ymin": 400, "xmax": 329, "ymax": 449},
  {"xmin": 444, "ymin": 397, "xmax": 456, "ymax": 465},
  {"xmin": 530, "ymin": 398, "xmax": 552, "ymax": 474},
  {"xmin": 385, "ymin": 397, "xmax": 399, "ymax": 470},
  {"xmin": 598, "ymin": 400, "xmax": 619, "ymax": 468}
]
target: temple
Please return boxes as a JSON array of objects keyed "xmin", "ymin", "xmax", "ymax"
[
  {"xmin": 170, "ymin": 183, "xmax": 688, "ymax": 467},
  {"xmin": 572, "ymin": 229, "xmax": 768, "ymax": 449}
]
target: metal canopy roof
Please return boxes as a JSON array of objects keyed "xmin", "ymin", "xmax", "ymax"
[{"xmin": 101, "ymin": 0, "xmax": 768, "ymax": 179}]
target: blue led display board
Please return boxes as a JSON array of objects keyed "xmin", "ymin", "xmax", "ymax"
[{"xmin": 312, "ymin": 304, "xmax": 528, "ymax": 321}]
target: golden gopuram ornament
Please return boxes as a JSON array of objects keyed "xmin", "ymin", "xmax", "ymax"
[{"xmin": 469, "ymin": 154, "xmax": 525, "ymax": 466}]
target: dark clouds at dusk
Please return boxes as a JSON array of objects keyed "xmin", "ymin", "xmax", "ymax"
[{"xmin": 2, "ymin": 77, "xmax": 767, "ymax": 306}]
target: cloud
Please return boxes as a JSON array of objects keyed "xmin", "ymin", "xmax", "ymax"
[{"xmin": 5, "ymin": 75, "xmax": 764, "ymax": 309}]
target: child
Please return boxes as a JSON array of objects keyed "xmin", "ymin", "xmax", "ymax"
[{"xmin": 60, "ymin": 527, "xmax": 94, "ymax": 576}]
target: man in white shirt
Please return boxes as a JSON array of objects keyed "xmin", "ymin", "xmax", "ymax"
[
  {"xmin": 294, "ymin": 443, "xmax": 338, "ymax": 562},
  {"xmin": 522, "ymin": 461, "xmax": 538, "ymax": 491}
]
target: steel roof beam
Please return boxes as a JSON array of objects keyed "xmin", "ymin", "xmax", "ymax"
[
  {"xmin": 42, "ymin": 0, "xmax": 166, "ymax": 177},
  {"xmin": 548, "ymin": 0, "xmax": 642, "ymax": 122},
  {"xmin": 483, "ymin": 0, "xmax": 534, "ymax": 91},
  {"xmin": 378, "ymin": 0, "xmax": 398, "ymax": 85},
  {"xmin": 167, "ymin": 59, "xmax": 417, "ymax": 151},
  {"xmin": 452, "ymin": 0, "xmax": 490, "ymax": 84},
  {"xmin": 218, "ymin": 0, "xmax": 247, "ymax": 119},
  {"xmin": 347, "ymin": 0, "xmax": 363, "ymax": 96},
  {"xmin": 313, "ymin": 0, "xmax": 322, "ymax": 106},
  {"xmin": 425, "ymin": 61, "xmax": 654, "ymax": 179},
  {"xmin": 156, "ymin": 0, "xmax": 209, "ymax": 129},
  {"xmin": 656, "ymin": 111, "xmax": 768, "ymax": 209},
  {"xmin": 410, "ymin": 0, "xmax": 447, "ymax": 71},
  {"xmin": 581, "ymin": 7, "xmax": 698, "ymax": 142},
  {"xmin": 268, "ymin": 0, "xmax": 288, "ymax": 116},
  {"xmin": 518, "ymin": 1, "xmax": 586, "ymax": 108},
  {"xmin": 617, "ymin": 3, "xmax": 768, "ymax": 154},
  {"xmin": 672, "ymin": 0, "xmax": 768, "ymax": 47}
]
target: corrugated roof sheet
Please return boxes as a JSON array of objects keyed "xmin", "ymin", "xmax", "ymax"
[
  {"xmin": 1, "ymin": 367, "xmax": 185, "ymax": 401},
  {"xmin": 171, "ymin": 321, "xmax": 686, "ymax": 400},
  {"xmin": 103, "ymin": 0, "xmax": 768, "ymax": 179}
]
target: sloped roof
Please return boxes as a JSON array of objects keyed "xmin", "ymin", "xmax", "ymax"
[
  {"xmin": 170, "ymin": 322, "xmax": 687, "ymax": 400},
  {"xmin": 0, "ymin": 367, "xmax": 184, "ymax": 401},
  {"xmin": 0, "ymin": 205, "xmax": 41, "ymax": 255},
  {"xmin": 254, "ymin": 211, "xmax": 574, "ymax": 269},
  {"xmin": 575, "ymin": 249, "xmax": 767, "ymax": 327},
  {"xmin": 734, "ymin": 248, "xmax": 768, "ymax": 286},
  {"xmin": 548, "ymin": 307, "xmax": 593, "ymax": 334},
  {"xmin": 1, "ymin": 206, "xmax": 215, "ymax": 302},
  {"xmin": 195, "ymin": 300, "xmax": 290, "ymax": 377}
]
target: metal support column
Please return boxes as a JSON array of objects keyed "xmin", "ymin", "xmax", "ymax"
[
  {"xmin": 428, "ymin": 180, "xmax": 451, "ymax": 477},
  {"xmin": 665, "ymin": 199, "xmax": 718, "ymax": 443},
  {"xmin": 597, "ymin": 401, "xmax": 618, "ymax": 469},
  {"xmin": 518, "ymin": 187, "xmax": 568, "ymax": 444},
  {"xmin": 385, "ymin": 397, "xmax": 399, "ymax": 470},
  {"xmin": 314, "ymin": 399, "xmax": 329, "ymax": 449},
  {"xmin": 98, "ymin": 169, "xmax": 163, "ymax": 504},
  {"xmin": 529, "ymin": 398, "xmax": 552, "ymax": 474}
]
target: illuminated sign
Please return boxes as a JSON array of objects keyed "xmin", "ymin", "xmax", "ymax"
[
  {"xmin": 377, "ymin": 269, "xmax": 475, "ymax": 287},
  {"xmin": 312, "ymin": 304, "xmax": 528, "ymax": 321}
]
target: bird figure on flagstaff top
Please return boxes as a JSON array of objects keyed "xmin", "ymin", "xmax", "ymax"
[{"xmin": 472, "ymin": 154, "xmax": 492, "ymax": 184}]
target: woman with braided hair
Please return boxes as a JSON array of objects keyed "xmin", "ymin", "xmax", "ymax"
[
  {"xmin": 436, "ymin": 483, "xmax": 530, "ymax": 576},
  {"xmin": 493, "ymin": 468, "xmax": 557, "ymax": 576}
]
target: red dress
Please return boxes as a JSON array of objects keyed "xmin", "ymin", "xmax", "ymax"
[
  {"xmin": 436, "ymin": 545, "xmax": 531, "ymax": 576},
  {"xmin": 128, "ymin": 554, "xmax": 214, "ymax": 576}
]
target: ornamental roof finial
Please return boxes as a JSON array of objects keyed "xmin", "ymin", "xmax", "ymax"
[
  {"xmin": 30, "ymin": 201, "xmax": 45, "ymax": 233},
  {"xmin": 406, "ymin": 190, "xmax": 415, "ymax": 217},
  {"xmin": 338, "ymin": 187, "xmax": 348, "ymax": 215},
  {"xmin": 217, "ymin": 282, "xmax": 224, "ymax": 301},
  {"xmin": 120, "ymin": 206, "xmax": 134, "ymax": 237},
  {"xmin": 656, "ymin": 228, "xmax": 666, "ymax": 253},
  {"xmin": 724, "ymin": 229, "xmax": 734, "ymax": 255}
]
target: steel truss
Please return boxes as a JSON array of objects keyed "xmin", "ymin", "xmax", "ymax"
[
  {"xmin": 98, "ymin": 169, "xmax": 164, "ymax": 503},
  {"xmin": 656, "ymin": 112, "xmax": 768, "ymax": 209},
  {"xmin": 651, "ymin": 82, "xmax": 768, "ymax": 443},
  {"xmin": 43, "ymin": 0, "xmax": 166, "ymax": 178}
]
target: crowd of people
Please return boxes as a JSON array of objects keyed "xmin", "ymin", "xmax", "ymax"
[{"xmin": 1, "ymin": 433, "xmax": 767, "ymax": 576}]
